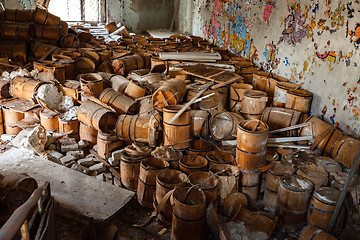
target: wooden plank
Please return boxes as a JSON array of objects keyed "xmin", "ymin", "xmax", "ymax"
[{"xmin": 183, "ymin": 64, "xmax": 242, "ymax": 84}]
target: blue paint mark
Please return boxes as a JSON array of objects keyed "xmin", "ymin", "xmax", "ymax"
[
  {"xmin": 234, "ymin": 16, "xmax": 247, "ymax": 40},
  {"xmin": 227, "ymin": 4, "xmax": 232, "ymax": 17},
  {"xmin": 263, "ymin": 48, "xmax": 269, "ymax": 60},
  {"xmin": 245, "ymin": 40, "xmax": 251, "ymax": 55},
  {"xmin": 312, "ymin": 3, "xmax": 319, "ymax": 14},
  {"xmin": 284, "ymin": 57, "xmax": 290, "ymax": 66},
  {"xmin": 330, "ymin": 114, "xmax": 335, "ymax": 124},
  {"xmin": 229, "ymin": 21, "xmax": 234, "ymax": 35},
  {"xmin": 216, "ymin": 28, "xmax": 222, "ymax": 46}
]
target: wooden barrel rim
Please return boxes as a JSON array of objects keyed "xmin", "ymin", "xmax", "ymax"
[
  {"xmin": 163, "ymin": 105, "xmax": 190, "ymax": 113},
  {"xmin": 237, "ymin": 120, "xmax": 268, "ymax": 134},
  {"xmin": 243, "ymin": 89, "xmax": 267, "ymax": 98},
  {"xmin": 179, "ymin": 155, "xmax": 208, "ymax": 170},
  {"xmin": 120, "ymin": 151, "xmax": 146, "ymax": 163},
  {"xmin": 279, "ymin": 175, "xmax": 314, "ymax": 192},
  {"xmin": 156, "ymin": 170, "xmax": 188, "ymax": 190},
  {"xmin": 287, "ymin": 89, "xmax": 313, "ymax": 97},
  {"xmin": 189, "ymin": 172, "xmax": 218, "ymax": 191},
  {"xmin": 163, "ymin": 121, "xmax": 191, "ymax": 127},
  {"xmin": 239, "ymin": 182, "xmax": 259, "ymax": 188}
]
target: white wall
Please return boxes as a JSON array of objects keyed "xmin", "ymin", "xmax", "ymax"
[{"xmin": 177, "ymin": 0, "xmax": 360, "ymax": 138}]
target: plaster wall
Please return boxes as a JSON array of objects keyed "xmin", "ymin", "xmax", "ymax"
[{"xmin": 177, "ymin": 0, "xmax": 360, "ymax": 138}]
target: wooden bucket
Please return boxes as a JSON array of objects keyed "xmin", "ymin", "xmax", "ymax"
[
  {"xmin": 77, "ymin": 100, "xmax": 117, "ymax": 133},
  {"xmin": 137, "ymin": 157, "xmax": 169, "ymax": 208},
  {"xmin": 79, "ymin": 122, "xmax": 98, "ymax": 147},
  {"xmin": 0, "ymin": 23, "xmax": 30, "ymax": 41},
  {"xmin": 60, "ymin": 34, "xmax": 79, "ymax": 48},
  {"xmin": 252, "ymin": 72, "xmax": 279, "ymax": 96},
  {"xmin": 285, "ymin": 89, "xmax": 313, "ymax": 114},
  {"xmin": 104, "ymin": 22, "xmax": 118, "ymax": 33},
  {"xmin": 333, "ymin": 136, "xmax": 360, "ymax": 172},
  {"xmin": 80, "ymin": 73, "xmax": 104, "ymax": 98},
  {"xmin": 179, "ymin": 155, "xmax": 208, "ymax": 174},
  {"xmin": 40, "ymin": 108, "xmax": 59, "ymax": 132},
  {"xmin": 297, "ymin": 165, "xmax": 328, "ymax": 188},
  {"xmin": 108, "ymin": 75, "xmax": 129, "ymax": 93},
  {"xmin": 239, "ymin": 170, "xmax": 261, "ymax": 203},
  {"xmin": 264, "ymin": 186, "xmax": 279, "ymax": 211},
  {"xmin": 120, "ymin": 151, "xmax": 147, "ymax": 191},
  {"xmin": 273, "ymin": 82, "xmax": 298, "ymax": 108},
  {"xmin": 314, "ymin": 156, "xmax": 342, "ymax": 173},
  {"xmin": 307, "ymin": 187, "xmax": 345, "ymax": 232},
  {"xmin": 229, "ymin": 83, "xmax": 253, "ymax": 113},
  {"xmin": 33, "ymin": 24, "xmax": 61, "ymax": 40},
  {"xmin": 190, "ymin": 110, "xmax": 209, "ymax": 138},
  {"xmin": 206, "ymin": 151, "xmax": 235, "ymax": 168},
  {"xmin": 10, "ymin": 77, "xmax": 45, "ymax": 103},
  {"xmin": 3, "ymin": 107, "xmax": 24, "ymax": 135},
  {"xmin": 209, "ymin": 164, "xmax": 239, "ymax": 208},
  {"xmin": 187, "ymin": 139, "xmax": 213, "ymax": 156},
  {"xmin": 172, "ymin": 187, "xmax": 206, "ymax": 240},
  {"xmin": 116, "ymin": 114, "xmax": 161, "ymax": 147},
  {"xmin": 228, "ymin": 205, "xmax": 278, "ymax": 238},
  {"xmin": 97, "ymin": 131, "xmax": 123, "ymax": 159},
  {"xmin": 163, "ymin": 105, "xmax": 191, "ymax": 150},
  {"xmin": 112, "ymin": 54, "xmax": 144, "ymax": 75},
  {"xmin": 0, "ymin": 174, "xmax": 38, "ymax": 193},
  {"xmin": 189, "ymin": 172, "xmax": 218, "ymax": 204},
  {"xmin": 241, "ymin": 90, "xmax": 268, "ymax": 115},
  {"xmin": 155, "ymin": 169, "xmax": 189, "ymax": 223},
  {"xmin": 32, "ymin": 7, "xmax": 60, "ymax": 25},
  {"xmin": 0, "ymin": 43, "xmax": 26, "ymax": 64},
  {"xmin": 52, "ymin": 55, "xmax": 76, "ymax": 80},
  {"xmin": 59, "ymin": 117, "xmax": 79, "ymax": 141},
  {"xmin": 152, "ymin": 79, "xmax": 186, "ymax": 111},
  {"xmin": 98, "ymin": 50, "xmax": 112, "ymax": 62},
  {"xmin": 124, "ymin": 80, "xmax": 146, "ymax": 99},
  {"xmin": 277, "ymin": 174, "xmax": 314, "ymax": 232},
  {"xmin": 298, "ymin": 225, "xmax": 338, "ymax": 240},
  {"xmin": 0, "ymin": 79, "xmax": 11, "ymax": 98},
  {"xmin": 210, "ymin": 112, "xmax": 244, "ymax": 141},
  {"xmin": 99, "ymin": 88, "xmax": 139, "ymax": 115},
  {"xmin": 43, "ymin": 63, "xmax": 66, "ymax": 82},
  {"xmin": 199, "ymin": 90, "xmax": 225, "ymax": 116},
  {"xmin": 75, "ymin": 57, "xmax": 96, "ymax": 74},
  {"xmin": 261, "ymin": 107, "xmax": 302, "ymax": 136}
]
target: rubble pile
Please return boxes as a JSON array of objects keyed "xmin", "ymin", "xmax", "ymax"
[{"xmin": 0, "ymin": 8, "xmax": 359, "ymax": 240}]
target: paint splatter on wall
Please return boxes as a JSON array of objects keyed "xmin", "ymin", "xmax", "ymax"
[{"xmin": 195, "ymin": 0, "xmax": 360, "ymax": 138}]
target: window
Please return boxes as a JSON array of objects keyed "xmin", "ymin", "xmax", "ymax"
[{"xmin": 48, "ymin": 0, "xmax": 106, "ymax": 23}]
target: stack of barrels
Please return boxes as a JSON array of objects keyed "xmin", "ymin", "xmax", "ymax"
[{"xmin": 236, "ymin": 119, "xmax": 269, "ymax": 203}]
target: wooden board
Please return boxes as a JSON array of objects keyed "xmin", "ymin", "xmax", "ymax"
[{"xmin": 0, "ymin": 148, "xmax": 134, "ymax": 221}]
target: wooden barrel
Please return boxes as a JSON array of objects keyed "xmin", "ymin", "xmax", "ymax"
[
  {"xmin": 298, "ymin": 225, "xmax": 338, "ymax": 240},
  {"xmin": 332, "ymin": 136, "xmax": 360, "ymax": 172},
  {"xmin": 252, "ymin": 72, "xmax": 279, "ymax": 96},
  {"xmin": 40, "ymin": 108, "xmax": 59, "ymax": 132},
  {"xmin": 107, "ymin": 75, "xmax": 130, "ymax": 93},
  {"xmin": 3, "ymin": 9, "xmax": 33, "ymax": 22},
  {"xmin": 163, "ymin": 105, "xmax": 191, "ymax": 150},
  {"xmin": 239, "ymin": 170, "xmax": 261, "ymax": 203},
  {"xmin": 32, "ymin": 7, "xmax": 60, "ymax": 25},
  {"xmin": 314, "ymin": 156, "xmax": 342, "ymax": 173},
  {"xmin": 61, "ymin": 34, "xmax": 80, "ymax": 48},
  {"xmin": 0, "ymin": 23, "xmax": 30, "ymax": 41},
  {"xmin": 97, "ymin": 131, "xmax": 123, "ymax": 159},
  {"xmin": 229, "ymin": 83, "xmax": 253, "ymax": 113},
  {"xmin": 285, "ymin": 89, "xmax": 313, "ymax": 114},
  {"xmin": 59, "ymin": 117, "xmax": 79, "ymax": 141},
  {"xmin": 241, "ymin": 90, "xmax": 268, "ymax": 116},
  {"xmin": 155, "ymin": 169, "xmax": 189, "ymax": 223},
  {"xmin": 189, "ymin": 172, "xmax": 218, "ymax": 204},
  {"xmin": 77, "ymin": 100, "xmax": 117, "ymax": 133},
  {"xmin": 264, "ymin": 162, "xmax": 296, "ymax": 211},
  {"xmin": 277, "ymin": 174, "xmax": 314, "ymax": 232},
  {"xmin": 112, "ymin": 54, "xmax": 144, "ymax": 75},
  {"xmin": 187, "ymin": 139, "xmax": 213, "ymax": 156},
  {"xmin": 52, "ymin": 55, "xmax": 76, "ymax": 80},
  {"xmin": 172, "ymin": 187, "xmax": 206, "ymax": 240},
  {"xmin": 104, "ymin": 22, "xmax": 118, "ymax": 33},
  {"xmin": 32, "ymin": 24, "xmax": 61, "ymax": 40},
  {"xmin": 99, "ymin": 88, "xmax": 139, "ymax": 115},
  {"xmin": 137, "ymin": 157, "xmax": 169, "ymax": 208},
  {"xmin": 10, "ymin": 77, "xmax": 45, "ymax": 103},
  {"xmin": 0, "ymin": 174, "xmax": 38, "ymax": 192},
  {"xmin": 120, "ymin": 151, "xmax": 147, "ymax": 191},
  {"xmin": 79, "ymin": 122, "xmax": 97, "ymax": 147},
  {"xmin": 206, "ymin": 151, "xmax": 235, "ymax": 168},
  {"xmin": 3, "ymin": 107, "xmax": 24, "ymax": 135},
  {"xmin": 273, "ymin": 82, "xmax": 298, "ymax": 108},
  {"xmin": 261, "ymin": 107, "xmax": 302, "ymax": 136},
  {"xmin": 296, "ymin": 165, "xmax": 328, "ymax": 188},
  {"xmin": 307, "ymin": 187, "xmax": 345, "ymax": 232},
  {"xmin": 43, "ymin": 63, "xmax": 66, "ymax": 82},
  {"xmin": 199, "ymin": 90, "xmax": 225, "ymax": 116},
  {"xmin": 124, "ymin": 80, "xmax": 146, "ymax": 99},
  {"xmin": 116, "ymin": 114, "xmax": 161, "ymax": 147},
  {"xmin": 210, "ymin": 112, "xmax": 244, "ymax": 141},
  {"xmin": 179, "ymin": 155, "xmax": 208, "ymax": 174},
  {"xmin": 0, "ymin": 43, "xmax": 26, "ymax": 64},
  {"xmin": 209, "ymin": 164, "xmax": 239, "ymax": 209},
  {"xmin": 236, "ymin": 120, "xmax": 269, "ymax": 170},
  {"xmin": 75, "ymin": 57, "xmax": 96, "ymax": 74},
  {"xmin": 190, "ymin": 110, "xmax": 209, "ymax": 138},
  {"xmin": 152, "ymin": 79, "xmax": 186, "ymax": 111},
  {"xmin": 0, "ymin": 79, "xmax": 11, "ymax": 98},
  {"xmin": 80, "ymin": 73, "xmax": 103, "ymax": 98}
]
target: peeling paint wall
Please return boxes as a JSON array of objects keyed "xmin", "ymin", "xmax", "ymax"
[
  {"xmin": 3, "ymin": 0, "xmax": 36, "ymax": 9},
  {"xmin": 108, "ymin": 0, "xmax": 174, "ymax": 33},
  {"xmin": 177, "ymin": 0, "xmax": 360, "ymax": 138}
]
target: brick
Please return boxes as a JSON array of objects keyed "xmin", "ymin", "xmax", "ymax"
[
  {"xmin": 89, "ymin": 162, "xmax": 105, "ymax": 173},
  {"xmin": 71, "ymin": 163, "xmax": 90, "ymax": 174},
  {"xmin": 58, "ymin": 137, "xmax": 77, "ymax": 145},
  {"xmin": 49, "ymin": 150, "xmax": 64, "ymax": 160},
  {"xmin": 65, "ymin": 160, "xmax": 76, "ymax": 168},
  {"xmin": 67, "ymin": 150, "xmax": 85, "ymax": 158},
  {"xmin": 77, "ymin": 158, "xmax": 94, "ymax": 167},
  {"xmin": 60, "ymin": 155, "xmax": 77, "ymax": 164},
  {"xmin": 61, "ymin": 143, "xmax": 79, "ymax": 152}
]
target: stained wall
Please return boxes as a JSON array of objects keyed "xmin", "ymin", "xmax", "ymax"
[{"xmin": 177, "ymin": 0, "xmax": 360, "ymax": 138}]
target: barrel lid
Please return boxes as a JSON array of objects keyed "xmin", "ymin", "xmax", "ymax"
[
  {"xmin": 314, "ymin": 156, "xmax": 341, "ymax": 172},
  {"xmin": 314, "ymin": 187, "xmax": 341, "ymax": 204},
  {"xmin": 238, "ymin": 119, "xmax": 269, "ymax": 133},
  {"xmin": 288, "ymin": 89, "xmax": 313, "ymax": 97},
  {"xmin": 269, "ymin": 161, "xmax": 296, "ymax": 175},
  {"xmin": 280, "ymin": 174, "xmax": 314, "ymax": 192},
  {"xmin": 275, "ymin": 81, "xmax": 298, "ymax": 90},
  {"xmin": 243, "ymin": 89, "xmax": 267, "ymax": 98}
]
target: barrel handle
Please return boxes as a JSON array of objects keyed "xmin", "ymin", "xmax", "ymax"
[{"xmin": 155, "ymin": 189, "xmax": 175, "ymax": 215}]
